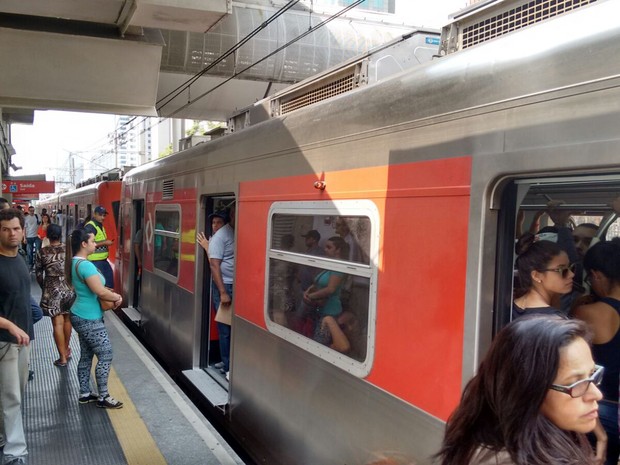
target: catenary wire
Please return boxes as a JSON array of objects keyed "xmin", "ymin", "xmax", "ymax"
[{"xmin": 89, "ymin": 1, "xmax": 366, "ymax": 160}]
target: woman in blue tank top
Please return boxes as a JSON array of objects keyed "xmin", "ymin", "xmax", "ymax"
[{"xmin": 573, "ymin": 238, "xmax": 620, "ymax": 465}]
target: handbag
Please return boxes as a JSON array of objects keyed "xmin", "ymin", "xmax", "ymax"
[{"xmin": 98, "ymin": 288, "xmax": 117, "ymax": 311}]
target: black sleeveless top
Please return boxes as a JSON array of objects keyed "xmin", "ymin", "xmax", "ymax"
[
  {"xmin": 511, "ymin": 302, "xmax": 566, "ymax": 321},
  {"xmin": 591, "ymin": 297, "xmax": 620, "ymax": 402}
]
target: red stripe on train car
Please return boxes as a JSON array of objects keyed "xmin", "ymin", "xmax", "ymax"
[{"xmin": 236, "ymin": 156, "xmax": 472, "ymax": 421}]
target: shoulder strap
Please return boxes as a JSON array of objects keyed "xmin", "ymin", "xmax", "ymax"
[
  {"xmin": 313, "ymin": 270, "xmax": 328, "ymax": 284},
  {"xmin": 599, "ymin": 297, "xmax": 620, "ymax": 312},
  {"xmin": 74, "ymin": 259, "xmax": 86, "ymax": 283}
]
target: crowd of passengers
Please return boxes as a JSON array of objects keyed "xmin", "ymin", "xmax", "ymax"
[
  {"xmin": 364, "ymin": 199, "xmax": 620, "ymax": 465},
  {"xmin": 501, "ymin": 200, "xmax": 620, "ymax": 465},
  {"xmin": 4, "ymin": 194, "xmax": 620, "ymax": 465},
  {"xmin": 0, "ymin": 199, "xmax": 123, "ymax": 465},
  {"xmin": 268, "ymin": 219, "xmax": 368, "ymax": 361}
]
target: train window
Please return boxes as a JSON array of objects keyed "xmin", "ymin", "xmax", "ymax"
[
  {"xmin": 265, "ymin": 200, "xmax": 379, "ymax": 377},
  {"xmin": 153, "ymin": 205, "xmax": 181, "ymax": 278}
]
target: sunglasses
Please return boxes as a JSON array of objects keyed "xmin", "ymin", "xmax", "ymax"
[
  {"xmin": 550, "ymin": 365, "xmax": 604, "ymax": 398},
  {"xmin": 540, "ymin": 263, "xmax": 576, "ymax": 279}
]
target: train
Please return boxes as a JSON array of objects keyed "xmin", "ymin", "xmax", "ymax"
[
  {"xmin": 39, "ymin": 181, "xmax": 122, "ymax": 286},
  {"xmin": 44, "ymin": 1, "xmax": 620, "ymax": 463}
]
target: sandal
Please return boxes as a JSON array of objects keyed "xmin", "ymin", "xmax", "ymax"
[
  {"xmin": 66, "ymin": 348, "xmax": 72, "ymax": 359},
  {"xmin": 53, "ymin": 359, "xmax": 67, "ymax": 367}
]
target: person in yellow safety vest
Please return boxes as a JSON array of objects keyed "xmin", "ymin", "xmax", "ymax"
[{"xmin": 83, "ymin": 206, "xmax": 114, "ymax": 288}]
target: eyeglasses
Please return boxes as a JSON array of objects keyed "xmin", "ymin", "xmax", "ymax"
[
  {"xmin": 540, "ymin": 263, "xmax": 576, "ymax": 279},
  {"xmin": 550, "ymin": 365, "xmax": 604, "ymax": 398}
]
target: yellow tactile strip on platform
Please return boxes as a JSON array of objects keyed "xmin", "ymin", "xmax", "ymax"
[{"xmin": 105, "ymin": 367, "xmax": 168, "ymax": 465}]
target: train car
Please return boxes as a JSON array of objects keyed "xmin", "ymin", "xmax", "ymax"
[
  {"xmin": 118, "ymin": 1, "xmax": 620, "ymax": 463},
  {"xmin": 40, "ymin": 181, "xmax": 122, "ymax": 287}
]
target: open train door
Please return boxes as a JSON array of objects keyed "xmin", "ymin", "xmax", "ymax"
[
  {"xmin": 132, "ymin": 199, "xmax": 144, "ymax": 309},
  {"xmin": 197, "ymin": 194, "xmax": 235, "ymax": 390}
]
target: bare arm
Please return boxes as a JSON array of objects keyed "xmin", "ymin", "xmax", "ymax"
[
  {"xmin": 0, "ymin": 316, "xmax": 30, "ymax": 345},
  {"xmin": 133, "ymin": 243, "xmax": 142, "ymax": 268},
  {"xmin": 304, "ymin": 273, "xmax": 343, "ymax": 302},
  {"xmin": 196, "ymin": 232, "xmax": 209, "ymax": 256},
  {"xmin": 35, "ymin": 251, "xmax": 44, "ymax": 289},
  {"xmin": 84, "ymin": 274, "xmax": 122, "ymax": 308},
  {"xmin": 322, "ymin": 316, "xmax": 350, "ymax": 353}
]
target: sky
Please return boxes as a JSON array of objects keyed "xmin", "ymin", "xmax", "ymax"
[{"xmin": 9, "ymin": 0, "xmax": 468, "ymax": 179}]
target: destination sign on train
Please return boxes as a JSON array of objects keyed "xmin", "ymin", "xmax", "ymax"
[{"xmin": 1, "ymin": 180, "xmax": 55, "ymax": 194}]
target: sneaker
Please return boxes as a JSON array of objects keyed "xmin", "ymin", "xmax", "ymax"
[
  {"xmin": 78, "ymin": 393, "xmax": 99, "ymax": 404},
  {"xmin": 213, "ymin": 362, "xmax": 225, "ymax": 370},
  {"xmin": 97, "ymin": 396, "xmax": 123, "ymax": 409}
]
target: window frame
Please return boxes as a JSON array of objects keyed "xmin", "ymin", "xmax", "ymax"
[
  {"xmin": 264, "ymin": 200, "xmax": 379, "ymax": 377},
  {"xmin": 152, "ymin": 203, "xmax": 181, "ymax": 282}
]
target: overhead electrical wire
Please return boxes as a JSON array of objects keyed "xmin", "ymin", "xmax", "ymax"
[
  {"xmin": 163, "ymin": 0, "xmax": 366, "ymax": 119},
  {"xmin": 96, "ymin": 0, "xmax": 366, "ymax": 157},
  {"xmin": 104, "ymin": 0, "xmax": 302, "ymax": 147},
  {"xmin": 156, "ymin": 0, "xmax": 302, "ymax": 111}
]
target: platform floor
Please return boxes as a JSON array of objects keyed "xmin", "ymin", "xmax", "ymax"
[{"xmin": 6, "ymin": 279, "xmax": 244, "ymax": 465}]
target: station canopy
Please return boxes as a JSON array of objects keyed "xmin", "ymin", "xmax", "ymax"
[{"xmin": 0, "ymin": 0, "xmax": 420, "ymax": 121}]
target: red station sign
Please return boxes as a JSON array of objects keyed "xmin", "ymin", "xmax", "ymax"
[{"xmin": 2, "ymin": 180, "xmax": 55, "ymax": 194}]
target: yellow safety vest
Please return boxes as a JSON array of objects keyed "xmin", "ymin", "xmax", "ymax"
[{"xmin": 86, "ymin": 220, "xmax": 109, "ymax": 261}]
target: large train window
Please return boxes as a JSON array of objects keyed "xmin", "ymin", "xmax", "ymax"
[
  {"xmin": 153, "ymin": 205, "xmax": 181, "ymax": 278},
  {"xmin": 265, "ymin": 200, "xmax": 379, "ymax": 377}
]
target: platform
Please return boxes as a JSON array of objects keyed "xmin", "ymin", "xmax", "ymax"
[{"xmin": 8, "ymin": 278, "xmax": 245, "ymax": 465}]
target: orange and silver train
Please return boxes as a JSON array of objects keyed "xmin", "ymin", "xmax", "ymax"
[
  {"xmin": 40, "ymin": 181, "xmax": 122, "ymax": 287},
  {"xmin": 55, "ymin": 2, "xmax": 620, "ymax": 463}
]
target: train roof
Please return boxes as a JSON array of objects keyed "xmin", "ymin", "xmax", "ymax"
[{"xmin": 124, "ymin": 0, "xmax": 620, "ymax": 183}]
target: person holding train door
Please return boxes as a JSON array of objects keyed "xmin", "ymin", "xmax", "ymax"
[{"xmin": 207, "ymin": 205, "xmax": 235, "ymax": 378}]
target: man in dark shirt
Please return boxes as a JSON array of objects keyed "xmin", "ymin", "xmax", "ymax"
[{"xmin": 0, "ymin": 208, "xmax": 32, "ymax": 465}]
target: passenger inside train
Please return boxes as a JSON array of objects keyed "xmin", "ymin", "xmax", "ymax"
[
  {"xmin": 267, "ymin": 213, "xmax": 371, "ymax": 362},
  {"xmin": 510, "ymin": 189, "xmax": 620, "ymax": 465},
  {"xmin": 572, "ymin": 239, "xmax": 620, "ymax": 465}
]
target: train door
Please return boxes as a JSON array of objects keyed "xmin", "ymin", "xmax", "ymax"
[
  {"xmin": 132, "ymin": 199, "xmax": 144, "ymax": 309},
  {"xmin": 72, "ymin": 204, "xmax": 78, "ymax": 230},
  {"xmin": 494, "ymin": 174, "xmax": 620, "ymax": 333},
  {"xmin": 199, "ymin": 194, "xmax": 235, "ymax": 384}
]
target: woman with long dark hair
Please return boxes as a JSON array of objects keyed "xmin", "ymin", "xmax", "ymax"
[
  {"xmin": 513, "ymin": 240, "xmax": 574, "ymax": 319},
  {"xmin": 303, "ymin": 236, "xmax": 350, "ymax": 317},
  {"xmin": 301, "ymin": 236, "xmax": 350, "ymax": 345},
  {"xmin": 35, "ymin": 223, "xmax": 73, "ymax": 366},
  {"xmin": 65, "ymin": 229, "xmax": 123, "ymax": 409},
  {"xmin": 436, "ymin": 316, "xmax": 602, "ymax": 465},
  {"xmin": 37, "ymin": 212, "xmax": 51, "ymax": 248},
  {"xmin": 573, "ymin": 238, "xmax": 620, "ymax": 465}
]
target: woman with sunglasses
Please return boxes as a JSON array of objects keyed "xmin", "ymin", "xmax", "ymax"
[
  {"xmin": 513, "ymin": 240, "xmax": 575, "ymax": 320},
  {"xmin": 572, "ymin": 238, "xmax": 620, "ymax": 465},
  {"xmin": 436, "ymin": 316, "xmax": 603, "ymax": 465}
]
